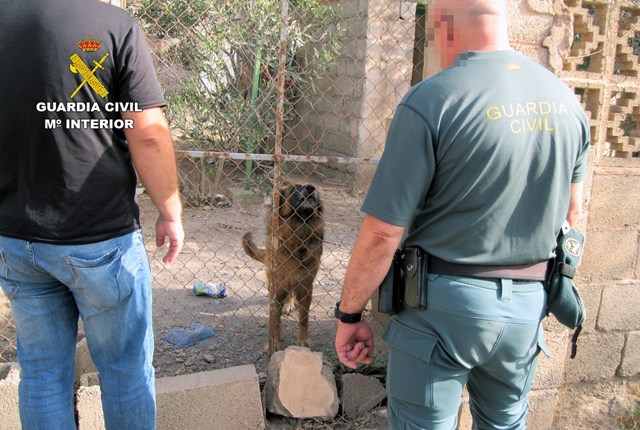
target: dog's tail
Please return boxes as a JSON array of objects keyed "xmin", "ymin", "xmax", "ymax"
[{"xmin": 242, "ymin": 231, "xmax": 266, "ymax": 264}]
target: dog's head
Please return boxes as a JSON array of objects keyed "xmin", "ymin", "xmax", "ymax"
[{"xmin": 278, "ymin": 183, "xmax": 323, "ymax": 220}]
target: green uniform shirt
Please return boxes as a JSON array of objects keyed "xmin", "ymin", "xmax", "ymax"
[{"xmin": 362, "ymin": 50, "xmax": 590, "ymax": 265}]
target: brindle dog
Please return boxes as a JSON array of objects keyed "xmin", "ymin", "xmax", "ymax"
[{"xmin": 242, "ymin": 183, "xmax": 324, "ymax": 351}]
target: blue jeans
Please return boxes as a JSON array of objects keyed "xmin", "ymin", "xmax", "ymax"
[
  {"xmin": 0, "ymin": 231, "xmax": 156, "ymax": 430},
  {"xmin": 384, "ymin": 273, "xmax": 549, "ymax": 430}
]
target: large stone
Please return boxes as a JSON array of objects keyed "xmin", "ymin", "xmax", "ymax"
[
  {"xmin": 340, "ymin": 373, "xmax": 387, "ymax": 418},
  {"xmin": 265, "ymin": 346, "xmax": 339, "ymax": 419},
  {"xmin": 76, "ymin": 373, "xmax": 105, "ymax": 430},
  {"xmin": 0, "ymin": 362, "xmax": 20, "ymax": 430}
]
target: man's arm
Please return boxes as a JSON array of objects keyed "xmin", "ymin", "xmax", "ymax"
[
  {"xmin": 123, "ymin": 107, "xmax": 184, "ymax": 264},
  {"xmin": 566, "ymin": 181, "xmax": 584, "ymax": 228},
  {"xmin": 339, "ymin": 215, "xmax": 405, "ymax": 313},
  {"xmin": 335, "ymin": 215, "xmax": 404, "ymax": 369}
]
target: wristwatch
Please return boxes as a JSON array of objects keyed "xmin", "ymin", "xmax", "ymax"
[{"xmin": 334, "ymin": 301, "xmax": 362, "ymax": 324}]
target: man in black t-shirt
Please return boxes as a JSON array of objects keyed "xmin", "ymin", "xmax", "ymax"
[{"xmin": 0, "ymin": 1, "xmax": 184, "ymax": 428}]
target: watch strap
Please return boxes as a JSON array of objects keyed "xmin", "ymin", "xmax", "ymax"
[{"xmin": 334, "ymin": 300, "xmax": 362, "ymax": 324}]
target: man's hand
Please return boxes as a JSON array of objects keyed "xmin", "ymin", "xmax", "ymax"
[
  {"xmin": 335, "ymin": 320, "xmax": 374, "ymax": 369},
  {"xmin": 155, "ymin": 217, "xmax": 184, "ymax": 264},
  {"xmin": 124, "ymin": 107, "xmax": 184, "ymax": 264}
]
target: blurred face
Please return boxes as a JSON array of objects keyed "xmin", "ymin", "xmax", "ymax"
[{"xmin": 427, "ymin": 1, "xmax": 463, "ymax": 70}]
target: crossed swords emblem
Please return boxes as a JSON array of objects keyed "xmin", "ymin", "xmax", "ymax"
[{"xmin": 69, "ymin": 52, "xmax": 110, "ymax": 99}]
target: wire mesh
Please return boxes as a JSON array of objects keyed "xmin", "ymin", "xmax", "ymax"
[{"xmin": 130, "ymin": 0, "xmax": 380, "ymax": 376}]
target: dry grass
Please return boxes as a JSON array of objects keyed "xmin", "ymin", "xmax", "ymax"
[{"xmin": 619, "ymin": 403, "xmax": 640, "ymax": 430}]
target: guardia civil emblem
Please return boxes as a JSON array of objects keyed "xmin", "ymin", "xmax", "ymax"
[
  {"xmin": 69, "ymin": 37, "xmax": 110, "ymax": 99},
  {"xmin": 564, "ymin": 238, "xmax": 581, "ymax": 257}
]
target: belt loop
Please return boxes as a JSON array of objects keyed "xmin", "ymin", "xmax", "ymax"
[{"xmin": 500, "ymin": 279, "xmax": 513, "ymax": 300}]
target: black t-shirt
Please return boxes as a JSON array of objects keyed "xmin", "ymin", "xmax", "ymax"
[{"xmin": 0, "ymin": 0, "xmax": 166, "ymax": 244}]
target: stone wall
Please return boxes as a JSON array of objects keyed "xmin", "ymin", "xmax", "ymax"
[{"xmin": 286, "ymin": 0, "xmax": 415, "ymax": 190}]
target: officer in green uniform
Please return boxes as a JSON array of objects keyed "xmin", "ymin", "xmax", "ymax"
[{"xmin": 333, "ymin": 1, "xmax": 590, "ymax": 428}]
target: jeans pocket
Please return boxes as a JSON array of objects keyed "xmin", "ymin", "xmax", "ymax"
[
  {"xmin": 66, "ymin": 245, "xmax": 133, "ymax": 317},
  {"xmin": 0, "ymin": 249, "xmax": 6, "ymax": 278},
  {"xmin": 0, "ymin": 249, "xmax": 19, "ymax": 299},
  {"xmin": 384, "ymin": 319, "xmax": 438, "ymax": 407}
]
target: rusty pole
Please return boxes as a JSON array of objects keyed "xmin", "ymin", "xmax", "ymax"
[{"xmin": 267, "ymin": 0, "xmax": 290, "ymax": 357}]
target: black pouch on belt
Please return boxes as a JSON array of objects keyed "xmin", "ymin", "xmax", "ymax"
[
  {"xmin": 377, "ymin": 250, "xmax": 403, "ymax": 315},
  {"xmin": 402, "ymin": 247, "xmax": 428, "ymax": 310},
  {"xmin": 545, "ymin": 221, "xmax": 586, "ymax": 358}
]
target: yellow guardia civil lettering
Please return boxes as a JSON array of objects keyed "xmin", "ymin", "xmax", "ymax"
[{"xmin": 486, "ymin": 101, "xmax": 569, "ymax": 134}]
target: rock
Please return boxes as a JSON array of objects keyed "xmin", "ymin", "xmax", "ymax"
[
  {"xmin": 74, "ymin": 337, "xmax": 97, "ymax": 384},
  {"xmin": 264, "ymin": 346, "xmax": 339, "ymax": 419},
  {"xmin": 340, "ymin": 373, "xmax": 387, "ymax": 418}
]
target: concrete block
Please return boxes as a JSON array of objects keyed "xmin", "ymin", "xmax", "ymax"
[
  {"xmin": 564, "ymin": 333, "xmax": 624, "ymax": 383},
  {"xmin": 0, "ymin": 362, "xmax": 20, "ymax": 430},
  {"xmin": 75, "ymin": 367, "xmax": 265, "ymax": 430},
  {"xmin": 340, "ymin": 373, "xmax": 386, "ymax": 418},
  {"xmin": 265, "ymin": 346, "xmax": 338, "ymax": 420},
  {"xmin": 340, "ymin": 0, "xmax": 364, "ymax": 19},
  {"xmin": 322, "ymin": 113, "xmax": 342, "ymax": 131},
  {"xmin": 76, "ymin": 373, "xmax": 105, "ymax": 430},
  {"xmin": 527, "ymin": 388, "xmax": 559, "ymax": 430},
  {"xmin": 620, "ymin": 332, "xmax": 640, "ymax": 377},
  {"xmin": 156, "ymin": 365, "xmax": 265, "ymax": 430},
  {"xmin": 533, "ymin": 330, "xmax": 568, "ymax": 390},
  {"xmin": 552, "ymin": 379, "xmax": 638, "ymax": 429},
  {"xmin": 455, "ymin": 387, "xmax": 557, "ymax": 430},
  {"xmin": 458, "ymin": 399, "xmax": 472, "ymax": 430},
  {"xmin": 75, "ymin": 337, "xmax": 97, "ymax": 384},
  {"xmin": 509, "ymin": 5, "xmax": 553, "ymax": 45},
  {"xmin": 580, "ymin": 229, "xmax": 637, "ymax": 281},
  {"xmin": 333, "ymin": 77, "xmax": 357, "ymax": 97},
  {"xmin": 576, "ymin": 283, "xmax": 603, "ymax": 333},
  {"xmin": 598, "ymin": 282, "xmax": 640, "ymax": 331},
  {"xmin": 589, "ymin": 173, "xmax": 640, "ymax": 229}
]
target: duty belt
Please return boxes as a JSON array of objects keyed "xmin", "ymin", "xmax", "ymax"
[{"xmin": 429, "ymin": 256, "xmax": 548, "ymax": 281}]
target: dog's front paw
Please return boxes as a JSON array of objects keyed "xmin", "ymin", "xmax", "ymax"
[{"xmin": 297, "ymin": 337, "xmax": 312, "ymax": 349}]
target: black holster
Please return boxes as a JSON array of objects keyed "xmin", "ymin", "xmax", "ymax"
[{"xmin": 377, "ymin": 247, "xmax": 428, "ymax": 315}]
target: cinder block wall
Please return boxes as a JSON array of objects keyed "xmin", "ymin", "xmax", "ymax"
[
  {"xmin": 286, "ymin": 0, "xmax": 369, "ymax": 164},
  {"xmin": 566, "ymin": 159, "xmax": 640, "ymax": 378},
  {"xmin": 1, "ymin": 364, "xmax": 266, "ymax": 430},
  {"xmin": 287, "ymin": 0, "xmax": 416, "ymax": 191}
]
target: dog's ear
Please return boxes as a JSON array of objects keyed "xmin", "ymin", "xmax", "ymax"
[{"xmin": 277, "ymin": 184, "xmax": 294, "ymax": 217}]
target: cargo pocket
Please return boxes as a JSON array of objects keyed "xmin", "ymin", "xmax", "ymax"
[
  {"xmin": 518, "ymin": 329, "xmax": 550, "ymax": 401},
  {"xmin": 383, "ymin": 319, "xmax": 438, "ymax": 407},
  {"xmin": 66, "ymin": 245, "xmax": 132, "ymax": 317}
]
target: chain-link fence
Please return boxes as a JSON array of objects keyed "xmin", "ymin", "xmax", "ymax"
[
  {"xmin": 125, "ymin": 0, "xmax": 416, "ymax": 377},
  {"xmin": 2, "ymin": 0, "xmax": 639, "ymax": 391}
]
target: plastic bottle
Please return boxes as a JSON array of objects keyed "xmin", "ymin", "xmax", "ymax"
[{"xmin": 193, "ymin": 281, "xmax": 227, "ymax": 298}]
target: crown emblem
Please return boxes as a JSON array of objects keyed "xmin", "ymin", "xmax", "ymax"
[{"xmin": 78, "ymin": 37, "xmax": 102, "ymax": 52}]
